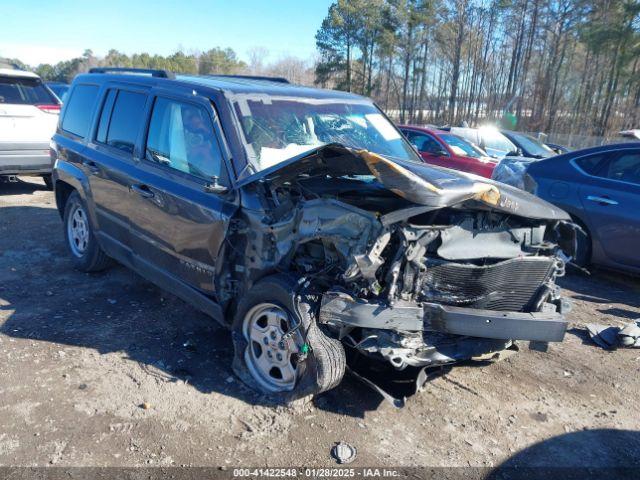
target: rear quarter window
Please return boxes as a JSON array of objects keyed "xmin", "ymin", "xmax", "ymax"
[
  {"xmin": 603, "ymin": 152, "xmax": 640, "ymax": 185},
  {"xmin": 0, "ymin": 76, "xmax": 57, "ymax": 105},
  {"xmin": 61, "ymin": 84, "xmax": 100, "ymax": 138},
  {"xmin": 574, "ymin": 154, "xmax": 607, "ymax": 175}
]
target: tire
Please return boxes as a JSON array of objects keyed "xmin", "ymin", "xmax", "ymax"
[
  {"xmin": 63, "ymin": 191, "xmax": 111, "ymax": 272},
  {"xmin": 42, "ymin": 175, "xmax": 53, "ymax": 190},
  {"xmin": 231, "ymin": 274, "xmax": 346, "ymax": 402}
]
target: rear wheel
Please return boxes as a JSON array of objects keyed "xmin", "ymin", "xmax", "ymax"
[
  {"xmin": 231, "ymin": 275, "xmax": 345, "ymax": 402},
  {"xmin": 63, "ymin": 191, "xmax": 111, "ymax": 272}
]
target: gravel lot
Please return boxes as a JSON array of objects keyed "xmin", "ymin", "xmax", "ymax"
[{"xmin": 1, "ymin": 177, "xmax": 639, "ymax": 472}]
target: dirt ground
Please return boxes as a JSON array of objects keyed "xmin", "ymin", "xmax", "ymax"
[{"xmin": 1, "ymin": 176, "xmax": 639, "ymax": 472}]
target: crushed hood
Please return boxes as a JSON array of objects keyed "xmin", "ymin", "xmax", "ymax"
[{"xmin": 237, "ymin": 144, "xmax": 570, "ymax": 221}]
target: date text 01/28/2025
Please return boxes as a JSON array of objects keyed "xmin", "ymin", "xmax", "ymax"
[{"xmin": 232, "ymin": 468, "xmax": 401, "ymax": 477}]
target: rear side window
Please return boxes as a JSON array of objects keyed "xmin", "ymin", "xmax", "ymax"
[
  {"xmin": 145, "ymin": 97, "xmax": 227, "ymax": 183},
  {"xmin": 604, "ymin": 152, "xmax": 640, "ymax": 185},
  {"xmin": 61, "ymin": 84, "xmax": 99, "ymax": 138},
  {"xmin": 0, "ymin": 76, "xmax": 57, "ymax": 105},
  {"xmin": 575, "ymin": 154, "xmax": 606, "ymax": 175},
  {"xmin": 96, "ymin": 90, "xmax": 117, "ymax": 144},
  {"xmin": 96, "ymin": 90, "xmax": 147, "ymax": 154}
]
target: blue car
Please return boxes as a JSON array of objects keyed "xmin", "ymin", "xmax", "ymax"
[
  {"xmin": 45, "ymin": 82, "xmax": 70, "ymax": 102},
  {"xmin": 525, "ymin": 143, "xmax": 640, "ymax": 274}
]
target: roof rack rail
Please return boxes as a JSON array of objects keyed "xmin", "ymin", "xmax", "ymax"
[
  {"xmin": 207, "ymin": 74, "xmax": 290, "ymax": 84},
  {"xmin": 88, "ymin": 67, "xmax": 174, "ymax": 78}
]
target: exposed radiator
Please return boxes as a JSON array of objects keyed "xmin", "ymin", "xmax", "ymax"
[{"xmin": 421, "ymin": 256, "xmax": 556, "ymax": 312}]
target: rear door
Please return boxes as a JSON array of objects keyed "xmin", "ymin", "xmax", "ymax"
[
  {"xmin": 84, "ymin": 85, "xmax": 150, "ymax": 252},
  {"xmin": 126, "ymin": 92, "xmax": 237, "ymax": 294},
  {"xmin": 577, "ymin": 149, "xmax": 640, "ymax": 268}
]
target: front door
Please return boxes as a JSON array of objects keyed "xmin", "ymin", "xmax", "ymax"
[{"xmin": 126, "ymin": 94, "xmax": 237, "ymax": 294}]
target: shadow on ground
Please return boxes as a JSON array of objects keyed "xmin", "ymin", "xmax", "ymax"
[
  {"xmin": 0, "ymin": 177, "xmax": 49, "ymax": 195},
  {"xmin": 559, "ymin": 270, "xmax": 640, "ymax": 310},
  {"xmin": 0, "ymin": 205, "xmax": 395, "ymax": 416},
  {"xmin": 488, "ymin": 429, "xmax": 640, "ymax": 480},
  {"xmin": 2, "ymin": 203, "xmax": 639, "ymax": 419}
]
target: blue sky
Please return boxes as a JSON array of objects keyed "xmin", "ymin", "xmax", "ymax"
[{"xmin": 1, "ymin": 0, "xmax": 333, "ymax": 66}]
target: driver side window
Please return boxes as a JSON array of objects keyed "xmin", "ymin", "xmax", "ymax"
[{"xmin": 145, "ymin": 97, "xmax": 226, "ymax": 184}]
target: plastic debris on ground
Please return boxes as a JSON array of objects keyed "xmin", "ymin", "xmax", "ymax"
[
  {"xmin": 331, "ymin": 442, "xmax": 357, "ymax": 464},
  {"xmin": 585, "ymin": 320, "xmax": 640, "ymax": 349}
]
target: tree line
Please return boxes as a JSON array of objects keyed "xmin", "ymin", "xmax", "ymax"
[
  {"xmin": 315, "ymin": 0, "xmax": 640, "ymax": 138},
  {"xmin": 6, "ymin": 0, "xmax": 638, "ymax": 139},
  {"xmin": 6, "ymin": 48, "xmax": 246, "ymax": 83},
  {"xmin": 5, "ymin": 47, "xmax": 315, "ymax": 91}
]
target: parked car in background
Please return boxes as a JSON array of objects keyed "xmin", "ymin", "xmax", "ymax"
[
  {"xmin": 546, "ymin": 142, "xmax": 572, "ymax": 155},
  {"xmin": 0, "ymin": 68, "xmax": 61, "ymax": 188},
  {"xmin": 491, "ymin": 156, "xmax": 536, "ymax": 189},
  {"xmin": 501, "ymin": 130, "xmax": 556, "ymax": 159},
  {"xmin": 524, "ymin": 143, "xmax": 640, "ymax": 274},
  {"xmin": 619, "ymin": 129, "xmax": 640, "ymax": 141},
  {"xmin": 442, "ymin": 126, "xmax": 519, "ymax": 159},
  {"xmin": 51, "ymin": 68, "xmax": 574, "ymax": 401},
  {"xmin": 46, "ymin": 82, "xmax": 70, "ymax": 103},
  {"xmin": 399, "ymin": 125, "xmax": 498, "ymax": 177}
]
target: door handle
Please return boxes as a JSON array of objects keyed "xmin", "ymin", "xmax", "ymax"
[
  {"xmin": 130, "ymin": 184, "xmax": 155, "ymax": 199},
  {"xmin": 82, "ymin": 159, "xmax": 100, "ymax": 175},
  {"xmin": 586, "ymin": 195, "xmax": 618, "ymax": 206}
]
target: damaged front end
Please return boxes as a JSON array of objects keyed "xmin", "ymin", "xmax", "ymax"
[{"xmin": 219, "ymin": 144, "xmax": 576, "ymax": 374}]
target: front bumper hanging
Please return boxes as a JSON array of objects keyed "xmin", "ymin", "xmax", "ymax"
[{"xmin": 319, "ymin": 292, "xmax": 567, "ymax": 343}]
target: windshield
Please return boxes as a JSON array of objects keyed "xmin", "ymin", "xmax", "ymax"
[
  {"xmin": 439, "ymin": 133, "xmax": 487, "ymax": 158},
  {"xmin": 231, "ymin": 95, "xmax": 420, "ymax": 174},
  {"xmin": 508, "ymin": 132, "xmax": 554, "ymax": 158},
  {"xmin": 479, "ymin": 128, "xmax": 517, "ymax": 154}
]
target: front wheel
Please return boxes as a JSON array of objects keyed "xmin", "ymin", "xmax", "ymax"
[
  {"xmin": 63, "ymin": 191, "xmax": 111, "ymax": 272},
  {"xmin": 231, "ymin": 275, "xmax": 346, "ymax": 402}
]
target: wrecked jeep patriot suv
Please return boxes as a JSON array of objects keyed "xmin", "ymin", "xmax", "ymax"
[{"xmin": 52, "ymin": 68, "xmax": 575, "ymax": 400}]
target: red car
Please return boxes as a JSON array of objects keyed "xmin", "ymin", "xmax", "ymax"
[{"xmin": 398, "ymin": 125, "xmax": 498, "ymax": 178}]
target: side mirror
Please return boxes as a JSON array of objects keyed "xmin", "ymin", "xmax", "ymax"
[{"xmin": 435, "ymin": 148, "xmax": 448, "ymax": 157}]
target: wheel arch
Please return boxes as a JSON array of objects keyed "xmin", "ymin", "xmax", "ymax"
[
  {"xmin": 54, "ymin": 180, "xmax": 75, "ymax": 218},
  {"xmin": 568, "ymin": 212, "xmax": 593, "ymax": 266},
  {"xmin": 53, "ymin": 160, "xmax": 92, "ymax": 219}
]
